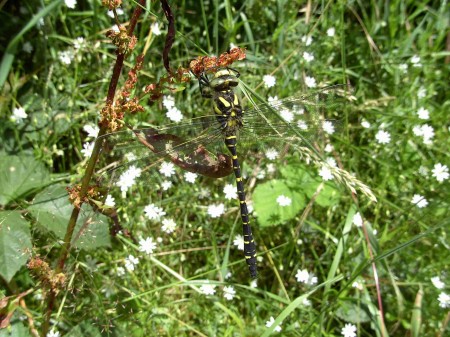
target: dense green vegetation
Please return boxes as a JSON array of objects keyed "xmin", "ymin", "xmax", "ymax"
[{"xmin": 0, "ymin": 0, "xmax": 449, "ymax": 336}]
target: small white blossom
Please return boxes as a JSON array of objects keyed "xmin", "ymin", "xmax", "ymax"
[
  {"xmin": 301, "ymin": 35, "xmax": 313, "ymax": 46},
  {"xmin": 250, "ymin": 279, "xmax": 258, "ymax": 288},
  {"xmin": 159, "ymin": 162, "xmax": 176, "ymax": 177},
  {"xmin": 83, "ymin": 124, "xmax": 99, "ymax": 137},
  {"xmin": 341, "ymin": 323, "xmax": 357, "ymax": 337},
  {"xmin": 375, "ymin": 130, "xmax": 391, "ymax": 144},
  {"xmin": 361, "ymin": 120, "xmax": 371, "ymax": 128},
  {"xmin": 233, "ymin": 234, "xmax": 244, "ymax": 250},
  {"xmin": 22, "ymin": 41, "xmax": 33, "ymax": 53},
  {"xmin": 104, "ymin": 195, "xmax": 115, "ymax": 207},
  {"xmin": 326, "ymin": 157, "xmax": 337, "ymax": 167},
  {"xmin": 200, "ymin": 282, "xmax": 216, "ymax": 296},
  {"xmin": 265, "ymin": 316, "xmax": 282, "ymax": 332},
  {"xmin": 410, "ymin": 55, "xmax": 421, "ymax": 67},
  {"xmin": 305, "ymin": 75, "xmax": 316, "ymax": 88},
  {"xmin": 144, "ymin": 204, "xmax": 166, "ymax": 220},
  {"xmin": 184, "ymin": 172, "xmax": 197, "ymax": 183},
  {"xmin": 280, "ymin": 108, "xmax": 294, "ymax": 122},
  {"xmin": 116, "ymin": 266, "xmax": 125, "ymax": 276},
  {"xmin": 417, "ymin": 107, "xmax": 429, "ymax": 120},
  {"xmin": 417, "ymin": 87, "xmax": 426, "ymax": 99},
  {"xmin": 73, "ymin": 37, "xmax": 85, "ymax": 49},
  {"xmin": 295, "ymin": 269, "xmax": 317, "ymax": 285},
  {"xmin": 411, "ymin": 194, "xmax": 428, "ymax": 208},
  {"xmin": 431, "ymin": 276, "xmax": 445, "ymax": 289},
  {"xmin": 276, "ymin": 195, "xmax": 292, "ymax": 207},
  {"xmin": 265, "ymin": 148, "xmax": 279, "ymax": 160},
  {"xmin": 297, "ymin": 120, "xmax": 308, "ymax": 130},
  {"xmin": 353, "ymin": 212, "xmax": 363, "ymax": 227},
  {"xmin": 116, "ymin": 166, "xmax": 142, "ymax": 192},
  {"xmin": 323, "ymin": 120, "xmax": 335, "ymax": 134},
  {"xmin": 223, "ymin": 184, "xmax": 237, "ymax": 200},
  {"xmin": 81, "ymin": 142, "xmax": 94, "ymax": 158},
  {"xmin": 139, "ymin": 237, "xmax": 157, "ymax": 255},
  {"xmin": 327, "ymin": 27, "xmax": 335, "ymax": 37},
  {"xmin": 268, "ymin": 96, "xmax": 278, "ymax": 105},
  {"xmin": 162, "ymin": 96, "xmax": 175, "ymax": 109},
  {"xmin": 161, "ymin": 180, "xmax": 172, "ymax": 191},
  {"xmin": 352, "ymin": 281, "xmax": 364, "ymax": 290},
  {"xmin": 65, "ymin": 0, "xmax": 77, "ymax": 9},
  {"xmin": 46, "ymin": 330, "xmax": 60, "ymax": 337},
  {"xmin": 161, "ymin": 218, "xmax": 177, "ymax": 234},
  {"xmin": 166, "ymin": 106, "xmax": 183, "ymax": 122},
  {"xmin": 398, "ymin": 63, "xmax": 407, "ymax": 72},
  {"xmin": 324, "ymin": 144, "xmax": 334, "ymax": 153},
  {"xmin": 223, "ymin": 286, "xmax": 236, "ymax": 300},
  {"xmin": 318, "ymin": 165, "xmax": 333, "ymax": 181},
  {"xmin": 124, "ymin": 254, "xmax": 139, "ymax": 271},
  {"xmin": 438, "ymin": 292, "xmax": 450, "ymax": 308},
  {"xmin": 11, "ymin": 107, "xmax": 28, "ymax": 123},
  {"xmin": 432, "ymin": 163, "xmax": 449, "ymax": 182},
  {"xmin": 207, "ymin": 203, "xmax": 225, "ymax": 218},
  {"xmin": 151, "ymin": 22, "xmax": 162, "ymax": 36},
  {"xmin": 263, "ymin": 74, "xmax": 276, "ymax": 88},
  {"xmin": 58, "ymin": 50, "xmax": 73, "ymax": 65},
  {"xmin": 303, "ymin": 51, "xmax": 314, "ymax": 62}
]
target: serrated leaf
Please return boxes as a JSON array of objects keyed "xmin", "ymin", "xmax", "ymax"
[
  {"xmin": 0, "ymin": 155, "xmax": 51, "ymax": 206},
  {"xmin": 0, "ymin": 211, "xmax": 32, "ymax": 282},
  {"xmin": 28, "ymin": 184, "xmax": 111, "ymax": 250},
  {"xmin": 253, "ymin": 180, "xmax": 305, "ymax": 227}
]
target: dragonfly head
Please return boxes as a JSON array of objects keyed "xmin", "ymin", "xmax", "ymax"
[{"xmin": 199, "ymin": 68, "xmax": 240, "ymax": 98}]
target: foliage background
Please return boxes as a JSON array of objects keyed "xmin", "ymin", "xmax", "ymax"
[{"xmin": 0, "ymin": 0, "xmax": 449, "ymax": 336}]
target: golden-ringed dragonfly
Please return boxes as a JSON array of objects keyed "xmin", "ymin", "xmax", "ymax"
[{"xmin": 96, "ymin": 72, "xmax": 349, "ymax": 278}]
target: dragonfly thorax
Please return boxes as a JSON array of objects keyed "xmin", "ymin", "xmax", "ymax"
[{"xmin": 213, "ymin": 89, "xmax": 244, "ymax": 136}]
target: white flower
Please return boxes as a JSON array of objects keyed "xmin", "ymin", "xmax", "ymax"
[
  {"xmin": 318, "ymin": 165, "xmax": 333, "ymax": 181},
  {"xmin": 233, "ymin": 234, "xmax": 244, "ymax": 250},
  {"xmin": 263, "ymin": 74, "xmax": 276, "ymax": 88},
  {"xmin": 162, "ymin": 96, "xmax": 175, "ymax": 109},
  {"xmin": 107, "ymin": 8, "xmax": 124, "ymax": 18},
  {"xmin": 207, "ymin": 203, "xmax": 225, "ymax": 218},
  {"xmin": 124, "ymin": 254, "xmax": 139, "ymax": 271},
  {"xmin": 322, "ymin": 120, "xmax": 335, "ymax": 134},
  {"xmin": 200, "ymin": 282, "xmax": 216, "ymax": 296},
  {"xmin": 223, "ymin": 184, "xmax": 237, "ymax": 200},
  {"xmin": 301, "ymin": 35, "xmax": 313, "ymax": 46},
  {"xmin": 327, "ymin": 27, "xmax": 336, "ymax": 37},
  {"xmin": 250, "ymin": 279, "xmax": 258, "ymax": 288},
  {"xmin": 58, "ymin": 50, "xmax": 73, "ymax": 65},
  {"xmin": 116, "ymin": 266, "xmax": 125, "ymax": 276},
  {"xmin": 326, "ymin": 157, "xmax": 337, "ymax": 167},
  {"xmin": 46, "ymin": 330, "xmax": 60, "ymax": 337},
  {"xmin": 353, "ymin": 212, "xmax": 363, "ymax": 227},
  {"xmin": 421, "ymin": 124, "xmax": 434, "ymax": 144},
  {"xmin": 116, "ymin": 165, "xmax": 142, "ymax": 192},
  {"xmin": 297, "ymin": 120, "xmax": 308, "ymax": 130},
  {"xmin": 139, "ymin": 237, "xmax": 157, "ymax": 254},
  {"xmin": 341, "ymin": 323, "xmax": 357, "ymax": 337},
  {"xmin": 305, "ymin": 75, "xmax": 316, "ymax": 88},
  {"xmin": 411, "ymin": 194, "xmax": 428, "ymax": 208},
  {"xmin": 352, "ymin": 281, "xmax": 364, "ymax": 290},
  {"xmin": 276, "ymin": 195, "xmax": 292, "ymax": 207},
  {"xmin": 303, "ymin": 51, "xmax": 314, "ymax": 62},
  {"xmin": 265, "ymin": 316, "xmax": 282, "ymax": 332},
  {"xmin": 398, "ymin": 63, "xmax": 407, "ymax": 72},
  {"xmin": 431, "ymin": 276, "xmax": 445, "ymax": 289},
  {"xmin": 432, "ymin": 163, "xmax": 449, "ymax": 182},
  {"xmin": 11, "ymin": 107, "xmax": 28, "ymax": 123},
  {"xmin": 361, "ymin": 120, "xmax": 371, "ymax": 128},
  {"xmin": 65, "ymin": 0, "xmax": 77, "ymax": 9},
  {"xmin": 417, "ymin": 87, "xmax": 426, "ymax": 99},
  {"xmin": 417, "ymin": 107, "xmax": 429, "ymax": 120},
  {"xmin": 268, "ymin": 96, "xmax": 278, "ymax": 105},
  {"xmin": 161, "ymin": 180, "xmax": 172, "ymax": 191},
  {"xmin": 324, "ymin": 144, "xmax": 334, "ymax": 153},
  {"xmin": 81, "ymin": 142, "xmax": 94, "ymax": 158},
  {"xmin": 161, "ymin": 218, "xmax": 177, "ymax": 233},
  {"xmin": 73, "ymin": 37, "xmax": 85, "ymax": 49},
  {"xmin": 144, "ymin": 203, "xmax": 166, "ymax": 220},
  {"xmin": 375, "ymin": 130, "xmax": 391, "ymax": 144},
  {"xmin": 418, "ymin": 166, "xmax": 429, "ymax": 176},
  {"xmin": 223, "ymin": 286, "xmax": 236, "ymax": 300},
  {"xmin": 410, "ymin": 55, "xmax": 421, "ymax": 67},
  {"xmin": 302, "ymin": 297, "xmax": 311, "ymax": 306},
  {"xmin": 151, "ymin": 22, "xmax": 162, "ymax": 36},
  {"xmin": 104, "ymin": 195, "xmax": 115, "ymax": 207},
  {"xmin": 265, "ymin": 148, "xmax": 279, "ymax": 160},
  {"xmin": 159, "ymin": 162, "xmax": 176, "ymax": 177},
  {"xmin": 280, "ymin": 108, "xmax": 294, "ymax": 122},
  {"xmin": 184, "ymin": 172, "xmax": 197, "ymax": 183},
  {"xmin": 83, "ymin": 124, "xmax": 99, "ymax": 137},
  {"xmin": 22, "ymin": 41, "xmax": 33, "ymax": 53},
  {"xmin": 295, "ymin": 269, "xmax": 310, "ymax": 283},
  {"xmin": 166, "ymin": 106, "xmax": 183, "ymax": 122},
  {"xmin": 438, "ymin": 292, "xmax": 450, "ymax": 308}
]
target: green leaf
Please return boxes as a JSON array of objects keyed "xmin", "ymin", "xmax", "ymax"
[
  {"xmin": 0, "ymin": 211, "xmax": 32, "ymax": 282},
  {"xmin": 304, "ymin": 180, "xmax": 341, "ymax": 207},
  {"xmin": 28, "ymin": 184, "xmax": 111, "ymax": 250},
  {"xmin": 253, "ymin": 179, "xmax": 305, "ymax": 227},
  {"xmin": 335, "ymin": 300, "xmax": 371, "ymax": 323},
  {"xmin": 0, "ymin": 155, "xmax": 51, "ymax": 206},
  {"xmin": 65, "ymin": 321, "xmax": 102, "ymax": 337}
]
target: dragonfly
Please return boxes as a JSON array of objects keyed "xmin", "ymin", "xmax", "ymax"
[{"xmin": 95, "ymin": 73, "xmax": 350, "ymax": 278}]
